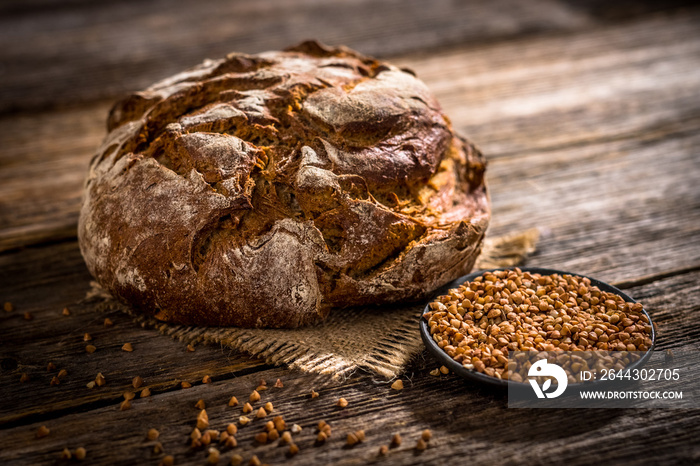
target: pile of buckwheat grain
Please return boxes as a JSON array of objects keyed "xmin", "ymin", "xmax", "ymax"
[{"xmin": 423, "ymin": 268, "xmax": 653, "ymax": 381}]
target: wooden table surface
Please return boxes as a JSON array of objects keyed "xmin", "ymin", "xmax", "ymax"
[{"xmin": 1, "ymin": 1, "xmax": 699, "ymax": 464}]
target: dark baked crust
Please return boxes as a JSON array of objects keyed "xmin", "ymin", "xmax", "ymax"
[{"xmin": 78, "ymin": 40, "xmax": 490, "ymax": 328}]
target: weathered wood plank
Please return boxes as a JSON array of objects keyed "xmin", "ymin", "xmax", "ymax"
[
  {"xmin": 1, "ymin": 68, "xmax": 698, "ymax": 412},
  {"xmin": 394, "ymin": 12, "xmax": 700, "ymax": 157},
  {"xmin": 628, "ymin": 270, "xmax": 700, "ymax": 349},
  {"xmin": 2, "ymin": 12, "xmax": 699, "ymax": 253},
  {"xmin": 0, "ymin": 0, "xmax": 596, "ymax": 113},
  {"xmin": 1, "ymin": 2, "xmax": 699, "ymax": 465},
  {"xmin": 3, "ymin": 1, "xmax": 695, "ymax": 114},
  {"xmin": 0, "ymin": 270, "xmax": 697, "ymax": 465},
  {"xmin": 0, "ymin": 102, "xmax": 111, "ymax": 251},
  {"xmin": 2, "ymin": 108, "xmax": 700, "ymax": 423},
  {"xmin": 488, "ymin": 130, "xmax": 700, "ymax": 283},
  {"xmin": 0, "ymin": 242, "xmax": 266, "ymax": 426}
]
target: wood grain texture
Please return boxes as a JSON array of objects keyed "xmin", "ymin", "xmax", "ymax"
[
  {"xmin": 395, "ymin": 13, "xmax": 700, "ymax": 158},
  {"xmin": 2, "ymin": 0, "xmax": 694, "ymax": 114},
  {"xmin": 2, "ymin": 12, "xmax": 700, "ymax": 254},
  {"xmin": 0, "ymin": 103, "xmax": 111, "ymax": 251},
  {"xmin": 490, "ymin": 130, "xmax": 700, "ymax": 282},
  {"xmin": 0, "ymin": 0, "xmax": 593, "ymax": 113},
  {"xmin": 0, "ymin": 242, "xmax": 266, "ymax": 426},
  {"xmin": 2, "ymin": 1, "xmax": 700, "ymax": 464},
  {"xmin": 0, "ymin": 271, "xmax": 698, "ymax": 465}
]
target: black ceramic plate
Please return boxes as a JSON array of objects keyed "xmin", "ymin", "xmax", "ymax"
[{"xmin": 420, "ymin": 267, "xmax": 656, "ymax": 388}]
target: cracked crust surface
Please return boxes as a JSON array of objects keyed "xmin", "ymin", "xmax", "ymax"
[{"xmin": 78, "ymin": 40, "xmax": 490, "ymax": 328}]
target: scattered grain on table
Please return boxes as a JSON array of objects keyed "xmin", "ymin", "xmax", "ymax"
[
  {"xmin": 207, "ymin": 447, "xmax": 220, "ymax": 464},
  {"xmin": 280, "ymin": 431, "xmax": 292, "ymax": 444},
  {"xmin": 74, "ymin": 447, "xmax": 86, "ymax": 460},
  {"xmin": 197, "ymin": 409, "xmax": 209, "ymax": 429},
  {"xmin": 35, "ymin": 425, "xmax": 50, "ymax": 438},
  {"xmin": 132, "ymin": 376, "xmax": 143, "ymax": 389}
]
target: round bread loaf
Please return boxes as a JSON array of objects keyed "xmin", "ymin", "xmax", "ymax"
[{"xmin": 78, "ymin": 40, "xmax": 490, "ymax": 328}]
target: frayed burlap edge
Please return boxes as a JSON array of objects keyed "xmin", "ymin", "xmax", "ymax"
[{"xmin": 87, "ymin": 229, "xmax": 539, "ymax": 380}]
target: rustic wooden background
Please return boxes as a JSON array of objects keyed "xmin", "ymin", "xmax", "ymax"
[{"xmin": 1, "ymin": 0, "xmax": 699, "ymax": 464}]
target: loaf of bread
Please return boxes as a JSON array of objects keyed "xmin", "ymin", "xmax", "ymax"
[{"xmin": 78, "ymin": 40, "xmax": 490, "ymax": 327}]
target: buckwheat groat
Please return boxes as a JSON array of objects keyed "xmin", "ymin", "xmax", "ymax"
[{"xmin": 79, "ymin": 40, "xmax": 490, "ymax": 327}]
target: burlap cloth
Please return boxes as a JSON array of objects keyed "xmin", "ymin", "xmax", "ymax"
[{"xmin": 87, "ymin": 229, "xmax": 538, "ymax": 380}]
